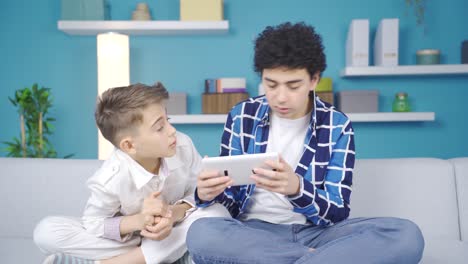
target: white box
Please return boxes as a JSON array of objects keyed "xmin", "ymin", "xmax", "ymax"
[
  {"xmin": 219, "ymin": 78, "xmax": 246, "ymax": 89},
  {"xmin": 346, "ymin": 19, "xmax": 369, "ymax": 67},
  {"xmin": 180, "ymin": 0, "xmax": 223, "ymax": 21},
  {"xmin": 337, "ymin": 90, "xmax": 379, "ymax": 113},
  {"xmin": 167, "ymin": 92, "xmax": 187, "ymax": 115},
  {"xmin": 374, "ymin": 18, "xmax": 399, "ymax": 66},
  {"xmin": 217, "ymin": 78, "xmax": 246, "ymax": 93}
]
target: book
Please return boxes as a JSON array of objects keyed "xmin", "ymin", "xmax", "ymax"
[
  {"xmin": 374, "ymin": 18, "xmax": 399, "ymax": 66},
  {"xmin": 346, "ymin": 19, "xmax": 369, "ymax": 67}
]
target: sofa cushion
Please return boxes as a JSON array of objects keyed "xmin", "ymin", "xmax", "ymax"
[
  {"xmin": 420, "ymin": 238, "xmax": 468, "ymax": 264},
  {"xmin": 0, "ymin": 158, "xmax": 102, "ymax": 238},
  {"xmin": 350, "ymin": 158, "xmax": 460, "ymax": 240},
  {"xmin": 0, "ymin": 238, "xmax": 44, "ymax": 264},
  {"xmin": 450, "ymin": 158, "xmax": 468, "ymax": 241}
]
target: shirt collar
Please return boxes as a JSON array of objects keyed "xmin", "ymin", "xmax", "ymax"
[{"xmin": 115, "ymin": 149, "xmax": 169, "ymax": 190}]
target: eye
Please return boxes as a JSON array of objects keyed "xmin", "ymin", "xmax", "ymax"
[
  {"xmin": 157, "ymin": 117, "xmax": 171, "ymax": 132},
  {"xmin": 289, "ymin": 86, "xmax": 300, "ymax": 90}
]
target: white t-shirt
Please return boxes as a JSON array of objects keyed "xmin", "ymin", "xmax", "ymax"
[{"xmin": 240, "ymin": 112, "xmax": 311, "ymax": 224}]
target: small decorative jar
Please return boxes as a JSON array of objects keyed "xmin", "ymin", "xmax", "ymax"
[
  {"xmin": 392, "ymin": 92, "xmax": 411, "ymax": 112},
  {"xmin": 416, "ymin": 49, "xmax": 441, "ymax": 65}
]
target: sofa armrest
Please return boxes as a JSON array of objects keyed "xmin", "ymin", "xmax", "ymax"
[{"xmin": 450, "ymin": 158, "xmax": 468, "ymax": 241}]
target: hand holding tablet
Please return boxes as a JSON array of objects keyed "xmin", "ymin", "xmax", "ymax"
[{"xmin": 201, "ymin": 152, "xmax": 280, "ymax": 186}]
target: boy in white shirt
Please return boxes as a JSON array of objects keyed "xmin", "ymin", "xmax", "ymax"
[{"xmin": 33, "ymin": 82, "xmax": 229, "ymax": 264}]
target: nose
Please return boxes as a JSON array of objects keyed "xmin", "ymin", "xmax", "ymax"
[
  {"xmin": 168, "ymin": 122, "xmax": 177, "ymax": 136},
  {"xmin": 276, "ymin": 87, "xmax": 287, "ymax": 103}
]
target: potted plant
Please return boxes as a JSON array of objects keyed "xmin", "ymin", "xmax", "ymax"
[
  {"xmin": 2, "ymin": 83, "xmax": 72, "ymax": 158},
  {"xmin": 405, "ymin": 0, "xmax": 426, "ymax": 27}
]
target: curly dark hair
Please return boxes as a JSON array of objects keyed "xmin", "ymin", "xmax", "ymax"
[{"xmin": 254, "ymin": 22, "xmax": 327, "ymax": 78}]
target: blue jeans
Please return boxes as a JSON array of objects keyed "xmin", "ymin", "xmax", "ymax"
[{"xmin": 186, "ymin": 217, "xmax": 424, "ymax": 264}]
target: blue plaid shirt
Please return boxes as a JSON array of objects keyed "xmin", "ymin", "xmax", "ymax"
[{"xmin": 196, "ymin": 95, "xmax": 355, "ymax": 226}]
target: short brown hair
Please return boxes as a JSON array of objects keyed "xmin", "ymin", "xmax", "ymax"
[{"xmin": 95, "ymin": 82, "xmax": 169, "ymax": 146}]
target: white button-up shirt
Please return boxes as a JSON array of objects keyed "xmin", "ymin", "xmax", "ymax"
[{"xmin": 82, "ymin": 132, "xmax": 202, "ymax": 239}]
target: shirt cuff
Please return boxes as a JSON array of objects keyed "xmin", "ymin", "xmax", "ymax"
[
  {"xmin": 103, "ymin": 216, "xmax": 132, "ymax": 242},
  {"xmin": 288, "ymin": 175, "xmax": 304, "ymax": 200},
  {"xmin": 175, "ymin": 198, "xmax": 195, "ymax": 208},
  {"xmin": 194, "ymin": 188, "xmax": 217, "ymax": 208},
  {"xmin": 288, "ymin": 178, "xmax": 315, "ymax": 208},
  {"xmin": 174, "ymin": 200, "xmax": 197, "ymax": 224}
]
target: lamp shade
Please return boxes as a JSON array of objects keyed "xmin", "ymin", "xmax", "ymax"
[{"xmin": 97, "ymin": 33, "xmax": 129, "ymax": 159}]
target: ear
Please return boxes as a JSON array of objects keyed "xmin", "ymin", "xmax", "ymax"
[
  {"xmin": 119, "ymin": 136, "xmax": 136, "ymax": 155},
  {"xmin": 309, "ymin": 72, "xmax": 321, "ymax": 91}
]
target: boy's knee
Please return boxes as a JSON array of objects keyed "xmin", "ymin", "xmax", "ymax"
[
  {"xmin": 187, "ymin": 217, "xmax": 224, "ymax": 252},
  {"xmin": 378, "ymin": 217, "xmax": 424, "ymax": 263},
  {"xmin": 33, "ymin": 216, "xmax": 64, "ymax": 253},
  {"xmin": 187, "ymin": 218, "xmax": 213, "ymax": 241},
  {"xmin": 397, "ymin": 219, "xmax": 425, "ymax": 260}
]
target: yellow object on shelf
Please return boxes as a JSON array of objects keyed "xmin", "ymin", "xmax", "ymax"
[
  {"xmin": 180, "ymin": 0, "xmax": 223, "ymax": 21},
  {"xmin": 315, "ymin": 77, "xmax": 332, "ymax": 92}
]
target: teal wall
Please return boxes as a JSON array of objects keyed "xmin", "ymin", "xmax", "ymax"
[{"xmin": 1, "ymin": 0, "xmax": 467, "ymax": 159}]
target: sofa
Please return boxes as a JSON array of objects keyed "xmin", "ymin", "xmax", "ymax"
[{"xmin": 0, "ymin": 157, "xmax": 467, "ymax": 263}]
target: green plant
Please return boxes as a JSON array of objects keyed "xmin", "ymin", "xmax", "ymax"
[
  {"xmin": 2, "ymin": 83, "xmax": 72, "ymax": 158},
  {"xmin": 405, "ymin": 0, "xmax": 426, "ymax": 26}
]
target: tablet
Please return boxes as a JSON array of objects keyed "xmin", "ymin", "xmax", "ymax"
[{"xmin": 201, "ymin": 152, "xmax": 279, "ymax": 186}]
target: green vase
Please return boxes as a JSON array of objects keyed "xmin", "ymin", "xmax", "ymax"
[{"xmin": 392, "ymin": 92, "xmax": 411, "ymax": 112}]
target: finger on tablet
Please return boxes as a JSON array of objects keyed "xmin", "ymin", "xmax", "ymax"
[
  {"xmin": 199, "ymin": 176, "xmax": 232, "ymax": 188},
  {"xmin": 264, "ymin": 159, "xmax": 280, "ymax": 169},
  {"xmin": 207, "ymin": 183, "xmax": 231, "ymax": 195},
  {"xmin": 252, "ymin": 167, "xmax": 275, "ymax": 179},
  {"xmin": 198, "ymin": 169, "xmax": 222, "ymax": 180},
  {"xmin": 251, "ymin": 174, "xmax": 278, "ymax": 188}
]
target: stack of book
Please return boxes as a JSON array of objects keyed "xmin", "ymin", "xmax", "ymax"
[
  {"xmin": 202, "ymin": 78, "xmax": 249, "ymax": 114},
  {"xmin": 204, "ymin": 78, "xmax": 246, "ymax": 93}
]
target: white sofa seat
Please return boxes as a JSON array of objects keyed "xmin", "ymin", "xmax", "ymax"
[
  {"xmin": 0, "ymin": 158, "xmax": 101, "ymax": 264},
  {"xmin": 1, "ymin": 157, "xmax": 467, "ymax": 263},
  {"xmin": 351, "ymin": 158, "xmax": 467, "ymax": 263}
]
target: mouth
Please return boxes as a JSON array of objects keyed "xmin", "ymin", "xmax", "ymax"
[
  {"xmin": 275, "ymin": 107, "xmax": 290, "ymax": 114},
  {"xmin": 170, "ymin": 140, "xmax": 177, "ymax": 148}
]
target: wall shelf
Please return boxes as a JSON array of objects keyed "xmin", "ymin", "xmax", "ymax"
[
  {"xmin": 170, "ymin": 114, "xmax": 226, "ymax": 124},
  {"xmin": 340, "ymin": 64, "xmax": 468, "ymax": 77},
  {"xmin": 169, "ymin": 112, "xmax": 435, "ymax": 124},
  {"xmin": 346, "ymin": 112, "xmax": 435, "ymax": 122},
  {"xmin": 57, "ymin": 20, "xmax": 229, "ymax": 35}
]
